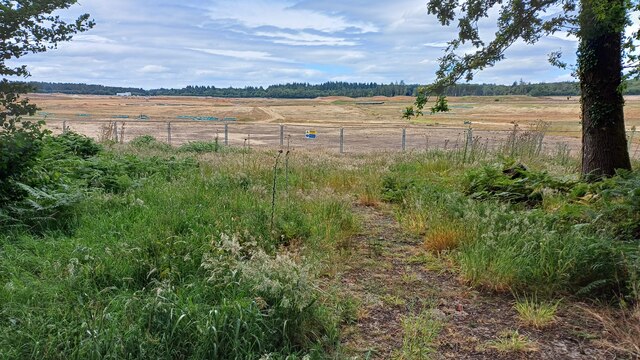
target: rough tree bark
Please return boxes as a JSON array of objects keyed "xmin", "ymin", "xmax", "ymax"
[{"xmin": 579, "ymin": 0, "xmax": 632, "ymax": 178}]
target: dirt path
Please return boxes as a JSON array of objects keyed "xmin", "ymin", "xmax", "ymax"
[
  {"xmin": 258, "ymin": 106, "xmax": 285, "ymax": 122},
  {"xmin": 338, "ymin": 204, "xmax": 618, "ymax": 359}
]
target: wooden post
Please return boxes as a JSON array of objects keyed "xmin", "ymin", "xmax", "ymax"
[
  {"xmin": 167, "ymin": 122, "xmax": 172, "ymax": 145},
  {"xmin": 62, "ymin": 120, "xmax": 67, "ymax": 134},
  {"xmin": 280, "ymin": 124, "xmax": 284, "ymax": 147},
  {"xmin": 114, "ymin": 121, "xmax": 119, "ymax": 143},
  {"xmin": 224, "ymin": 123, "xmax": 229, "ymax": 146},
  {"xmin": 402, "ymin": 128, "xmax": 406, "ymax": 152},
  {"xmin": 340, "ymin": 128, "xmax": 344, "ymax": 154}
]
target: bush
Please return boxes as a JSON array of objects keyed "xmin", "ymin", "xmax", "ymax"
[
  {"xmin": 46, "ymin": 131, "xmax": 102, "ymax": 158},
  {"xmin": 0, "ymin": 118, "xmax": 47, "ymax": 201},
  {"xmin": 464, "ymin": 161, "xmax": 575, "ymax": 206},
  {"xmin": 388, "ymin": 156, "xmax": 639, "ymax": 300},
  {"xmin": 381, "ymin": 174, "xmax": 414, "ymax": 203},
  {"xmin": 129, "ymin": 135, "xmax": 171, "ymax": 151},
  {"xmin": 588, "ymin": 170, "xmax": 640, "ymax": 241},
  {"xmin": 0, "ymin": 150, "xmax": 355, "ymax": 358},
  {"xmin": 179, "ymin": 140, "xmax": 221, "ymax": 153},
  {"xmin": 457, "ymin": 204, "xmax": 626, "ymax": 297},
  {"xmin": 0, "ymin": 132, "xmax": 198, "ymax": 234}
]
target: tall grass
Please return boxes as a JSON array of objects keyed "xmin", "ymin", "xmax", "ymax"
[
  {"xmin": 386, "ymin": 150, "xmax": 638, "ymax": 300},
  {"xmin": 0, "ymin": 135, "xmax": 363, "ymax": 359},
  {"xmin": 3, "ymin": 130, "xmax": 639, "ymax": 358}
]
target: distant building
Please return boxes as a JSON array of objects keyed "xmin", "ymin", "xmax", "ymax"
[{"xmin": 116, "ymin": 92, "xmax": 132, "ymax": 97}]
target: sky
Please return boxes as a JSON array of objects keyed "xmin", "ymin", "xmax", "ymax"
[{"xmin": 7, "ymin": 0, "xmax": 580, "ymax": 89}]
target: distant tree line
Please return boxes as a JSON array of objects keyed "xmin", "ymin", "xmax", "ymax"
[{"xmin": 23, "ymin": 79, "xmax": 640, "ymax": 98}]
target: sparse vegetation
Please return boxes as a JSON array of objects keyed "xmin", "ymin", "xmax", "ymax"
[
  {"xmin": 485, "ymin": 330, "xmax": 538, "ymax": 353},
  {"xmin": 394, "ymin": 309, "xmax": 443, "ymax": 359},
  {"xmin": 514, "ymin": 296, "xmax": 559, "ymax": 328}
]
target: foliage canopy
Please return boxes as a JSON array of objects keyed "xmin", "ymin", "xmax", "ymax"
[
  {"xmin": 0, "ymin": 0, "xmax": 93, "ymax": 199},
  {"xmin": 408, "ymin": 0, "xmax": 635, "ymax": 177}
]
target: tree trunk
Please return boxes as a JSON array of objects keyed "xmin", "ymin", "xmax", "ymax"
[{"xmin": 578, "ymin": 0, "xmax": 632, "ymax": 179}]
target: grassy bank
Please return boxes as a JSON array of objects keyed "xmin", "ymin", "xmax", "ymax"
[
  {"xmin": 384, "ymin": 151, "xmax": 640, "ymax": 303},
  {"xmin": 1, "ymin": 132, "xmax": 639, "ymax": 358},
  {"xmin": 0, "ymin": 134, "xmax": 365, "ymax": 359}
]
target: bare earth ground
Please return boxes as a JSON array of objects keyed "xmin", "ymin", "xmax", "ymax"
[
  {"xmin": 23, "ymin": 93, "xmax": 640, "ymax": 129},
  {"xmin": 339, "ymin": 204, "xmax": 626, "ymax": 359},
  {"xmin": 26, "ymin": 93, "xmax": 640, "ymax": 156}
]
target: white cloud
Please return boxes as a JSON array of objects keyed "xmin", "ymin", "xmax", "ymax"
[
  {"xmin": 73, "ymin": 35, "xmax": 117, "ymax": 44},
  {"xmin": 254, "ymin": 31, "xmax": 358, "ymax": 46},
  {"xmin": 207, "ymin": 0, "xmax": 377, "ymax": 33},
  {"xmin": 337, "ymin": 51, "xmax": 366, "ymax": 61},
  {"xmin": 187, "ymin": 48, "xmax": 293, "ymax": 63},
  {"xmin": 423, "ymin": 42, "xmax": 448, "ymax": 48},
  {"xmin": 140, "ymin": 65, "xmax": 169, "ymax": 73},
  {"xmin": 6, "ymin": 0, "xmax": 580, "ymax": 88}
]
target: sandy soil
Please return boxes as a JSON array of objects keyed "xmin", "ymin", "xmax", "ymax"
[{"xmin": 27, "ymin": 94, "xmax": 640, "ymax": 156}]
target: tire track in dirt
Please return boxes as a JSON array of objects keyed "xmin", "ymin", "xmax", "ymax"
[
  {"xmin": 258, "ymin": 106, "xmax": 285, "ymax": 122},
  {"xmin": 338, "ymin": 204, "xmax": 617, "ymax": 359}
]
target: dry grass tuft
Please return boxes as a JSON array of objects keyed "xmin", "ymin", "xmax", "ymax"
[
  {"xmin": 357, "ymin": 184, "xmax": 381, "ymax": 207},
  {"xmin": 424, "ymin": 221, "xmax": 465, "ymax": 253},
  {"xmin": 402, "ymin": 210, "xmax": 429, "ymax": 235},
  {"xmin": 583, "ymin": 305, "xmax": 640, "ymax": 357}
]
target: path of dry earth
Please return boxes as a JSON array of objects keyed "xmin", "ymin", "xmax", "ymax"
[{"xmin": 338, "ymin": 204, "xmax": 622, "ymax": 359}]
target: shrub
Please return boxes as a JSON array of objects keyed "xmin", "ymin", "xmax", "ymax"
[
  {"xmin": 381, "ymin": 173, "xmax": 414, "ymax": 203},
  {"xmin": 0, "ymin": 117, "xmax": 47, "ymax": 202},
  {"xmin": 464, "ymin": 161, "xmax": 574, "ymax": 206},
  {"xmin": 129, "ymin": 135, "xmax": 171, "ymax": 151},
  {"xmin": 0, "ymin": 182, "xmax": 81, "ymax": 233},
  {"xmin": 179, "ymin": 140, "xmax": 221, "ymax": 153},
  {"xmin": 458, "ymin": 204, "xmax": 626, "ymax": 297},
  {"xmin": 588, "ymin": 170, "xmax": 640, "ymax": 241},
  {"xmin": 46, "ymin": 131, "xmax": 102, "ymax": 158},
  {"xmin": 0, "ymin": 132, "xmax": 198, "ymax": 234}
]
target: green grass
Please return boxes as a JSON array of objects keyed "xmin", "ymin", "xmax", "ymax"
[
  {"xmin": 0, "ymin": 135, "xmax": 363, "ymax": 359},
  {"xmin": 514, "ymin": 296, "xmax": 559, "ymax": 328},
  {"xmin": 384, "ymin": 150, "xmax": 639, "ymax": 300},
  {"xmin": 2, "ymin": 131, "xmax": 640, "ymax": 358},
  {"xmin": 394, "ymin": 309, "xmax": 443, "ymax": 359},
  {"xmin": 485, "ymin": 330, "xmax": 538, "ymax": 353}
]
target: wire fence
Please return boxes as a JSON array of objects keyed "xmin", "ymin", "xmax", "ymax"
[{"xmin": 45, "ymin": 119, "xmax": 640, "ymax": 159}]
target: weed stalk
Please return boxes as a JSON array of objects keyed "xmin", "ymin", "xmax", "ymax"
[
  {"xmin": 285, "ymin": 136, "xmax": 291, "ymax": 200},
  {"xmin": 270, "ymin": 150, "xmax": 284, "ymax": 232}
]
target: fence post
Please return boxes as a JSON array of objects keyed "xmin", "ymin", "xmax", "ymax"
[
  {"xmin": 224, "ymin": 123, "xmax": 229, "ymax": 146},
  {"xmin": 114, "ymin": 121, "xmax": 118, "ymax": 143},
  {"xmin": 121, "ymin": 122, "xmax": 125, "ymax": 144},
  {"xmin": 340, "ymin": 128, "xmax": 344, "ymax": 154},
  {"xmin": 167, "ymin": 122, "xmax": 172, "ymax": 145},
  {"xmin": 402, "ymin": 128, "xmax": 406, "ymax": 152},
  {"xmin": 62, "ymin": 120, "xmax": 67, "ymax": 134},
  {"xmin": 280, "ymin": 124, "xmax": 284, "ymax": 147}
]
